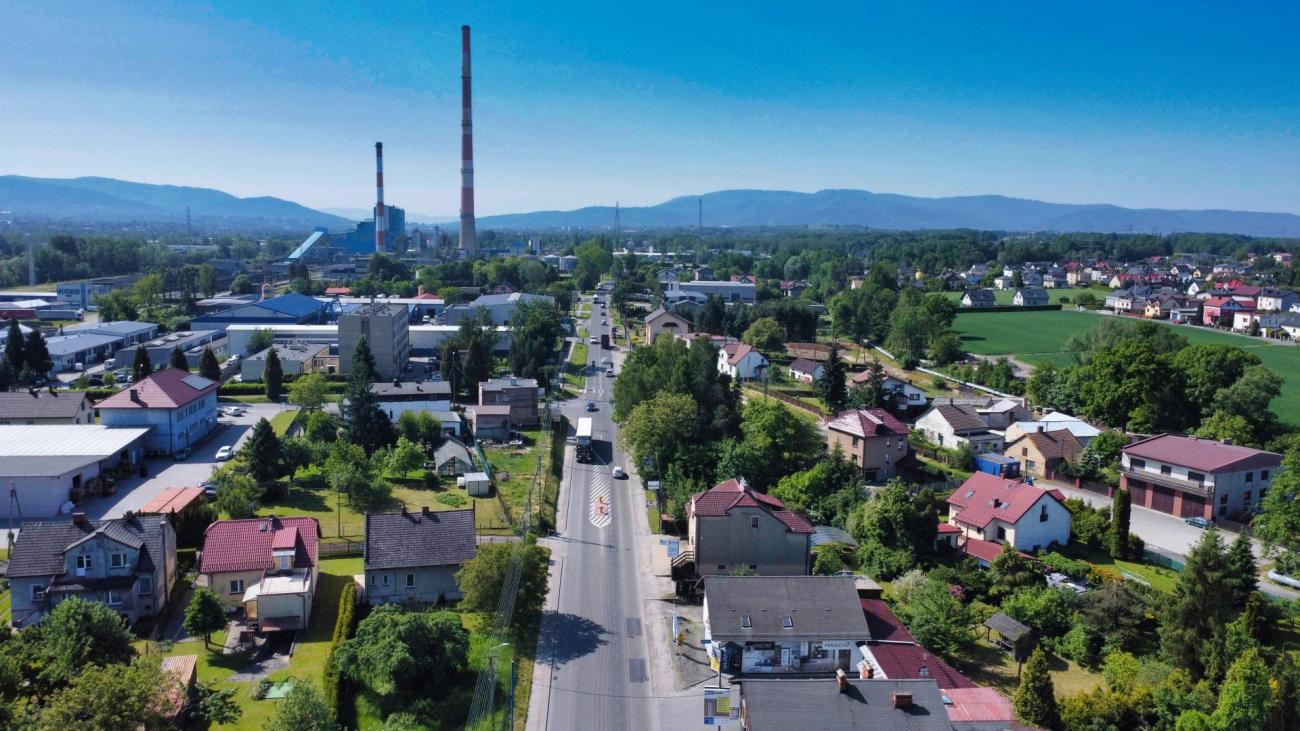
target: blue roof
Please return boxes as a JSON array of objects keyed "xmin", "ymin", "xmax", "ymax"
[
  {"xmin": 257, "ymin": 293, "xmax": 325, "ymax": 318},
  {"xmin": 45, "ymin": 333, "xmax": 121, "ymax": 355},
  {"xmin": 64, "ymin": 320, "xmax": 157, "ymax": 337}
]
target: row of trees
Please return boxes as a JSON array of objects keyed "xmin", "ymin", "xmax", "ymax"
[
  {"xmin": 829, "ymin": 264, "xmax": 964, "ymax": 366},
  {"xmin": 0, "ymin": 318, "xmax": 52, "ymax": 387}
]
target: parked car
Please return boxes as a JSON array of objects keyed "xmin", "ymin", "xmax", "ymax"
[
  {"xmin": 201, "ymin": 482, "xmax": 217, "ymax": 499},
  {"xmin": 1184, "ymin": 516, "xmax": 1211, "ymax": 529},
  {"xmin": 215, "ymin": 446, "xmax": 234, "ymax": 461},
  {"xmin": 611, "ymin": 466, "xmax": 626, "ymax": 479},
  {"xmin": 173, "ymin": 447, "xmax": 192, "ymax": 461}
]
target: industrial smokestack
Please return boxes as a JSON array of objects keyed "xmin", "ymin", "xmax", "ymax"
[
  {"xmin": 459, "ymin": 25, "xmax": 477, "ymax": 257},
  {"xmin": 375, "ymin": 141, "xmax": 387, "ymax": 252}
]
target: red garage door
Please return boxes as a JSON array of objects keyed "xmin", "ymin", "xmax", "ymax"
[
  {"xmin": 1150, "ymin": 485, "xmax": 1176, "ymax": 514},
  {"xmin": 1127, "ymin": 482, "xmax": 1148, "ymax": 508},
  {"xmin": 1180, "ymin": 492, "xmax": 1206, "ymax": 519}
]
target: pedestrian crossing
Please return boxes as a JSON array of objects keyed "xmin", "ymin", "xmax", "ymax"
[{"xmin": 588, "ymin": 469, "xmax": 613, "ymax": 528}]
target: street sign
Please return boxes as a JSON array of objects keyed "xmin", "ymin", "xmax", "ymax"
[
  {"xmin": 646, "ymin": 480, "xmax": 660, "ymax": 491},
  {"xmin": 703, "ymin": 687, "xmax": 737, "ymax": 726}
]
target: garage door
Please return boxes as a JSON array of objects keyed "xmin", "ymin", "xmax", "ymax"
[
  {"xmin": 1180, "ymin": 492, "xmax": 1206, "ymax": 519},
  {"xmin": 1150, "ymin": 485, "xmax": 1176, "ymax": 514},
  {"xmin": 1127, "ymin": 482, "xmax": 1148, "ymax": 508}
]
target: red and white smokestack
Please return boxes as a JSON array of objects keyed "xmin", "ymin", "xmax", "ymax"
[
  {"xmin": 375, "ymin": 141, "xmax": 387, "ymax": 252},
  {"xmin": 459, "ymin": 24, "xmax": 477, "ymax": 257}
]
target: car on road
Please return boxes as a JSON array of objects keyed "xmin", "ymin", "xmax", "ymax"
[
  {"xmin": 173, "ymin": 447, "xmax": 192, "ymax": 461},
  {"xmin": 586, "ymin": 401, "xmax": 598, "ymax": 412},
  {"xmin": 1184, "ymin": 516, "xmax": 1211, "ymax": 529},
  {"xmin": 611, "ymin": 466, "xmax": 626, "ymax": 479},
  {"xmin": 589, "ymin": 336, "xmax": 599, "ymax": 345},
  {"xmin": 215, "ymin": 445, "xmax": 234, "ymax": 461},
  {"xmin": 606, "ymin": 368, "xmax": 615, "ymax": 377},
  {"xmin": 223, "ymin": 405, "xmax": 244, "ymax": 417},
  {"xmin": 602, "ymin": 319, "xmax": 608, "ymax": 325}
]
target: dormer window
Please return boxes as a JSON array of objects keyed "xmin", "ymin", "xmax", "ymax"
[
  {"xmin": 740, "ymin": 615, "xmax": 752, "ymax": 629},
  {"xmin": 782, "ymin": 616, "xmax": 794, "ymax": 629}
]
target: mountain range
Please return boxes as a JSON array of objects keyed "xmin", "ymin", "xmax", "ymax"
[{"xmin": 4, "ymin": 175, "xmax": 1300, "ymax": 237}]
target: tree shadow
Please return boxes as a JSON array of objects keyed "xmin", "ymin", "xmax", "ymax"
[{"xmin": 535, "ymin": 611, "xmax": 609, "ymax": 666}]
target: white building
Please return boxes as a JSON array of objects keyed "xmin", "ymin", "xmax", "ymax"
[
  {"xmin": 0, "ymin": 425, "xmax": 148, "ymax": 519},
  {"xmin": 95, "ymin": 369, "xmax": 218, "ymax": 455},
  {"xmin": 915, "ymin": 404, "xmax": 1004, "ymax": 454},
  {"xmin": 718, "ymin": 343, "xmax": 769, "ymax": 381},
  {"xmin": 947, "ymin": 472, "xmax": 1072, "ymax": 555}
]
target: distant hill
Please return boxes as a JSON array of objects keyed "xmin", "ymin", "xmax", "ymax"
[
  {"xmin": 477, "ymin": 188, "xmax": 1300, "ymax": 237},
  {"xmin": 0, "ymin": 175, "xmax": 349, "ymax": 230}
]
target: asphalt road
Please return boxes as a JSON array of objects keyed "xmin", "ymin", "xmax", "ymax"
[{"xmin": 529, "ymin": 296, "xmax": 665, "ymax": 731}]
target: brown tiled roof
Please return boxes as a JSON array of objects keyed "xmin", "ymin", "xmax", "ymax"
[
  {"xmin": 1012, "ymin": 430, "xmax": 1084, "ymax": 462},
  {"xmin": 827, "ymin": 408, "xmax": 909, "ymax": 439},
  {"xmin": 1122, "ymin": 434, "xmax": 1281, "ymax": 473},
  {"xmin": 690, "ymin": 478, "xmax": 813, "ymax": 534}
]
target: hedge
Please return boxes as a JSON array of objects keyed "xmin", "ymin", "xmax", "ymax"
[{"xmin": 323, "ymin": 582, "xmax": 360, "ymax": 726}]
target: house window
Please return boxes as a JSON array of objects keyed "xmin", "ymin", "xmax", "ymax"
[
  {"xmin": 996, "ymin": 526, "xmax": 1007, "ymax": 541},
  {"xmin": 31, "ymin": 584, "xmax": 45, "ymax": 601},
  {"xmin": 740, "ymin": 615, "xmax": 752, "ymax": 629},
  {"xmin": 229, "ymin": 579, "xmax": 244, "ymax": 595},
  {"xmin": 138, "ymin": 576, "xmax": 153, "ymax": 595},
  {"xmin": 717, "ymin": 564, "xmax": 727, "ymax": 570},
  {"xmin": 382, "ymin": 575, "xmax": 390, "ymax": 586},
  {"xmin": 781, "ymin": 616, "xmax": 794, "ymax": 629},
  {"xmin": 1130, "ymin": 458, "xmax": 1146, "ymax": 469},
  {"xmin": 106, "ymin": 590, "xmax": 122, "ymax": 606},
  {"xmin": 110, "ymin": 553, "xmax": 127, "ymax": 569},
  {"xmin": 1244, "ymin": 491, "xmax": 1252, "ymax": 503},
  {"xmin": 1161, "ymin": 465, "xmax": 1172, "ymax": 476},
  {"xmin": 406, "ymin": 574, "xmax": 415, "ymax": 589},
  {"xmin": 1026, "ymin": 460, "xmax": 1036, "ymax": 472},
  {"xmin": 1040, "ymin": 505, "xmax": 1049, "ymax": 522},
  {"xmin": 75, "ymin": 555, "xmax": 93, "ymax": 572},
  {"xmin": 751, "ymin": 517, "xmax": 760, "ymax": 529},
  {"xmin": 1246, "ymin": 472, "xmax": 1254, "ymax": 483},
  {"xmin": 1188, "ymin": 471, "xmax": 1205, "ymax": 483},
  {"xmin": 1021, "ymin": 448, "xmax": 1028, "ymax": 457}
]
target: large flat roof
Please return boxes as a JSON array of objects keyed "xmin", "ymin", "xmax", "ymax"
[{"xmin": 0, "ymin": 425, "xmax": 148, "ymax": 476}]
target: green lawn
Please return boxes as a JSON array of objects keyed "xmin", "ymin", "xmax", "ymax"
[
  {"xmin": 952, "ymin": 309, "xmax": 1300, "ymax": 416},
  {"xmin": 950, "ymin": 638, "xmax": 1102, "ymax": 700},
  {"xmin": 941, "ymin": 285, "xmax": 1109, "ymax": 307},
  {"xmin": 268, "ymin": 409, "xmax": 299, "ymax": 437},
  {"xmin": 645, "ymin": 490, "xmax": 662, "ymax": 533},
  {"xmin": 482, "ymin": 426, "xmax": 549, "ymax": 532},
  {"xmin": 1061, "ymin": 543, "xmax": 1180, "ymax": 594}
]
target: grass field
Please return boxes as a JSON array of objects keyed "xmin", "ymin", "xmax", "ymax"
[
  {"xmin": 940, "ymin": 285, "xmax": 1109, "ymax": 306},
  {"xmin": 268, "ymin": 409, "xmax": 299, "ymax": 436},
  {"xmin": 953, "ymin": 309, "xmax": 1300, "ymax": 416}
]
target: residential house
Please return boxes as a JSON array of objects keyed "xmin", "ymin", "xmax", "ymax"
[
  {"xmin": 734, "ymin": 678, "xmax": 959, "ymax": 731},
  {"xmin": 915, "ymin": 405, "xmax": 1004, "ymax": 454},
  {"xmin": 993, "ymin": 275, "xmax": 1014, "ymax": 290},
  {"xmin": 1013, "ymin": 288, "xmax": 1048, "ymax": 306},
  {"xmin": 1256, "ymin": 288, "xmax": 1299, "ymax": 312},
  {"xmin": 433, "ymin": 438, "xmax": 475, "ymax": 477},
  {"xmin": 478, "ymin": 377, "xmax": 540, "ymax": 426},
  {"xmin": 780, "ymin": 280, "xmax": 809, "ymax": 298},
  {"xmin": 976, "ymin": 398, "xmax": 1030, "ymax": 430},
  {"xmin": 704, "ymin": 575, "xmax": 871, "ymax": 675},
  {"xmin": 467, "ymin": 404, "xmax": 512, "ymax": 441},
  {"xmin": 1202, "ymin": 296, "xmax": 1254, "ymax": 327},
  {"xmin": 718, "ymin": 342, "xmax": 769, "ymax": 381},
  {"xmin": 825, "ymin": 409, "xmax": 911, "ymax": 481},
  {"xmin": 241, "ymin": 342, "xmax": 329, "ymax": 382},
  {"xmin": 0, "ymin": 390, "xmax": 93, "ymax": 424},
  {"xmin": 363, "ymin": 507, "xmax": 476, "ymax": 605},
  {"xmin": 1004, "ymin": 430, "xmax": 1084, "ymax": 480},
  {"xmin": 6, "ymin": 512, "xmax": 176, "ymax": 628},
  {"xmin": 675, "ymin": 478, "xmax": 812, "ymax": 584},
  {"xmin": 197, "ymin": 516, "xmax": 321, "ymax": 632},
  {"xmin": 960, "ymin": 289, "xmax": 996, "ymax": 308},
  {"xmin": 95, "ymin": 368, "xmax": 218, "ymax": 455},
  {"xmin": 788, "ymin": 358, "xmax": 824, "ymax": 384},
  {"xmin": 848, "ymin": 275, "xmax": 865, "ymax": 290},
  {"xmin": 848, "ymin": 371, "xmax": 928, "ymax": 413},
  {"xmin": 1043, "ymin": 273, "xmax": 1064, "ymax": 289},
  {"xmin": 947, "ymin": 472, "xmax": 1071, "ymax": 561},
  {"xmin": 1120, "ymin": 434, "xmax": 1281, "ymax": 520},
  {"xmin": 370, "ymin": 380, "xmax": 454, "ymax": 422},
  {"xmin": 643, "ymin": 307, "xmax": 691, "ymax": 343},
  {"xmin": 1003, "ymin": 413, "xmax": 1101, "ymax": 446}
]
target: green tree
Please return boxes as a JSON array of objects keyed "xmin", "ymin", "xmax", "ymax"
[
  {"xmin": 619, "ymin": 392, "xmax": 698, "ymax": 479},
  {"xmin": 1109, "ymin": 485, "xmax": 1131, "ymax": 559},
  {"xmin": 769, "ymin": 448, "xmax": 863, "ymax": 527},
  {"xmin": 350, "ymin": 335, "xmax": 378, "ymax": 382},
  {"xmin": 928, "ymin": 330, "xmax": 965, "ymax": 366},
  {"xmin": 573, "ymin": 241, "xmax": 613, "ymax": 291},
  {"xmin": 1205, "ymin": 648, "xmax": 1271, "ymax": 731},
  {"xmin": 343, "ymin": 339, "xmax": 396, "ymax": 454},
  {"xmin": 168, "ymin": 345, "xmax": 189, "ymax": 371},
  {"xmin": 4, "ymin": 318, "xmax": 24, "ymax": 371},
  {"xmin": 724, "ymin": 399, "xmax": 823, "ymax": 490},
  {"xmin": 198, "ymin": 264, "xmax": 218, "ymax": 297},
  {"xmin": 214, "ymin": 472, "xmax": 263, "ymax": 519},
  {"xmin": 815, "ymin": 342, "xmax": 848, "ymax": 413},
  {"xmin": 455, "ymin": 542, "xmax": 550, "ymax": 627},
  {"xmin": 183, "ymin": 587, "xmax": 227, "ymax": 649},
  {"xmin": 242, "ymin": 417, "xmax": 284, "ymax": 483},
  {"xmin": 195, "ymin": 680, "xmax": 242, "ymax": 724},
  {"xmin": 304, "ymin": 410, "xmax": 339, "ymax": 443},
  {"xmin": 385, "ymin": 436, "xmax": 425, "ymax": 476},
  {"xmin": 1172, "ymin": 344, "xmax": 1261, "ymax": 416},
  {"xmin": 264, "ymin": 347, "xmax": 284, "ymax": 400},
  {"xmin": 1194, "ymin": 411, "xmax": 1256, "ymax": 446},
  {"xmin": 508, "ymin": 297, "xmax": 562, "ymax": 387},
  {"xmin": 230, "ymin": 273, "xmax": 254, "ymax": 295},
  {"xmin": 1013, "ymin": 647, "xmax": 1061, "ymax": 730},
  {"xmin": 335, "ymin": 605, "xmax": 469, "ymax": 701},
  {"xmin": 901, "ymin": 578, "xmax": 973, "ymax": 655},
  {"xmin": 1211, "ymin": 364, "xmax": 1283, "ymax": 443},
  {"xmin": 132, "ymin": 273, "xmax": 163, "ymax": 308},
  {"xmin": 94, "ymin": 289, "xmax": 139, "ymax": 322},
  {"xmin": 24, "ymin": 329, "xmax": 53, "ymax": 377},
  {"xmin": 36, "ymin": 596, "xmax": 136, "ymax": 689},
  {"xmin": 287, "ymin": 372, "xmax": 329, "ymax": 411},
  {"xmin": 847, "ymin": 480, "xmax": 937, "ymax": 579},
  {"xmin": 742, "ymin": 316, "xmax": 786, "ymax": 355},
  {"xmin": 1161, "ymin": 529, "xmax": 1232, "ymax": 680},
  {"xmin": 989, "ymin": 543, "xmax": 1044, "ymax": 601},
  {"xmin": 1254, "ymin": 442, "xmax": 1300, "ymax": 555},
  {"xmin": 1223, "ymin": 532, "xmax": 1257, "ymax": 609},
  {"xmin": 270, "ymin": 678, "xmax": 335, "ymax": 731},
  {"xmin": 847, "ymin": 359, "xmax": 886, "ymax": 409},
  {"xmin": 246, "ymin": 327, "xmax": 275, "ymax": 355},
  {"xmin": 36, "ymin": 657, "xmax": 168, "ymax": 731},
  {"xmin": 131, "ymin": 345, "xmax": 152, "ymax": 382},
  {"xmin": 198, "ymin": 346, "xmax": 221, "ymax": 381}
]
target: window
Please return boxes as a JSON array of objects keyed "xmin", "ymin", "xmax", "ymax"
[
  {"xmin": 782, "ymin": 616, "xmax": 794, "ymax": 629},
  {"xmin": 1161, "ymin": 465, "xmax": 1172, "ymax": 476},
  {"xmin": 1021, "ymin": 448, "xmax": 1028, "ymax": 457},
  {"xmin": 75, "ymin": 555, "xmax": 93, "ymax": 571},
  {"xmin": 1026, "ymin": 460, "xmax": 1036, "ymax": 472},
  {"xmin": 740, "ymin": 615, "xmax": 752, "ymax": 629},
  {"xmin": 717, "ymin": 564, "xmax": 727, "ymax": 570},
  {"xmin": 31, "ymin": 584, "xmax": 45, "ymax": 601},
  {"xmin": 996, "ymin": 526, "xmax": 1007, "ymax": 540},
  {"xmin": 1246, "ymin": 472, "xmax": 1254, "ymax": 483},
  {"xmin": 1244, "ymin": 490, "xmax": 1252, "ymax": 503},
  {"xmin": 110, "ymin": 553, "xmax": 127, "ymax": 569},
  {"xmin": 106, "ymin": 590, "xmax": 122, "ymax": 606},
  {"xmin": 1188, "ymin": 471, "xmax": 1205, "ymax": 483},
  {"xmin": 138, "ymin": 576, "xmax": 153, "ymax": 595},
  {"xmin": 381, "ymin": 575, "xmax": 390, "ymax": 586},
  {"xmin": 1220, "ymin": 494, "xmax": 1229, "ymax": 505},
  {"xmin": 749, "ymin": 564, "xmax": 757, "ymax": 571},
  {"xmin": 751, "ymin": 517, "xmax": 760, "ymax": 529},
  {"xmin": 406, "ymin": 573, "xmax": 415, "ymax": 589},
  {"xmin": 1040, "ymin": 505, "xmax": 1049, "ymax": 522},
  {"xmin": 1130, "ymin": 458, "xmax": 1146, "ymax": 469},
  {"xmin": 229, "ymin": 579, "xmax": 244, "ymax": 595}
]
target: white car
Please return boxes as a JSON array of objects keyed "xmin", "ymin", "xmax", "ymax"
[
  {"xmin": 611, "ymin": 466, "xmax": 626, "ymax": 479},
  {"xmin": 224, "ymin": 406, "xmax": 244, "ymax": 417},
  {"xmin": 215, "ymin": 446, "xmax": 234, "ymax": 461}
]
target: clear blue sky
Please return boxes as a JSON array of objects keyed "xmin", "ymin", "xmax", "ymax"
[{"xmin": 3, "ymin": 1, "xmax": 1299, "ymax": 216}]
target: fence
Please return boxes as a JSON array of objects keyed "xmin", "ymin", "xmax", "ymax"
[{"xmin": 319, "ymin": 539, "xmax": 364, "ymax": 558}]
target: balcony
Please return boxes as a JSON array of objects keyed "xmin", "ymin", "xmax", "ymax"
[{"xmin": 1120, "ymin": 467, "xmax": 1213, "ymax": 496}]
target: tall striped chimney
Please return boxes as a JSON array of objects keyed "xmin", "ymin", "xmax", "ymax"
[
  {"xmin": 374, "ymin": 141, "xmax": 386, "ymax": 252},
  {"xmin": 459, "ymin": 24, "xmax": 477, "ymax": 257}
]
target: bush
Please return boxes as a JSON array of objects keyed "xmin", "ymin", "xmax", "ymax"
[
  {"xmin": 1038, "ymin": 551, "xmax": 1092, "ymax": 580},
  {"xmin": 253, "ymin": 678, "xmax": 273, "ymax": 700},
  {"xmin": 324, "ymin": 583, "xmax": 359, "ymax": 721},
  {"xmin": 857, "ymin": 541, "xmax": 917, "ymax": 581},
  {"xmin": 218, "ymin": 383, "xmax": 267, "ymax": 395},
  {"xmin": 436, "ymin": 491, "xmax": 466, "ymax": 507},
  {"xmin": 811, "ymin": 544, "xmax": 848, "ymax": 575}
]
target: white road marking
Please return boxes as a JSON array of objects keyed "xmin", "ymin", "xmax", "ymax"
[{"xmin": 588, "ymin": 469, "xmax": 613, "ymax": 528}]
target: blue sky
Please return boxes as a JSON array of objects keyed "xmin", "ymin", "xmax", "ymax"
[{"xmin": 3, "ymin": 1, "xmax": 1299, "ymax": 216}]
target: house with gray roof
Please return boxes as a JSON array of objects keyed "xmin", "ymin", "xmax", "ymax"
[
  {"xmin": 915, "ymin": 404, "xmax": 1004, "ymax": 454},
  {"xmin": 1013, "ymin": 288, "xmax": 1049, "ymax": 306},
  {"xmin": 5, "ymin": 512, "xmax": 176, "ymax": 628},
  {"xmin": 0, "ymin": 390, "xmax": 93, "ymax": 424},
  {"xmin": 363, "ymin": 506, "xmax": 476, "ymax": 605},
  {"xmin": 960, "ymin": 289, "xmax": 996, "ymax": 308},
  {"xmin": 737, "ymin": 678, "xmax": 957, "ymax": 731}
]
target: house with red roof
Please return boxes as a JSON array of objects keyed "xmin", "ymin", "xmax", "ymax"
[
  {"xmin": 946, "ymin": 473, "xmax": 1070, "ymax": 561},
  {"xmin": 96, "ymin": 368, "xmax": 219, "ymax": 455},
  {"xmin": 675, "ymin": 478, "xmax": 813, "ymax": 585},
  {"xmin": 825, "ymin": 408, "xmax": 911, "ymax": 481},
  {"xmin": 197, "ymin": 515, "xmax": 321, "ymax": 632},
  {"xmin": 1201, "ymin": 296, "xmax": 1254, "ymax": 327},
  {"xmin": 717, "ymin": 342, "xmax": 769, "ymax": 381},
  {"xmin": 1120, "ymin": 434, "xmax": 1281, "ymax": 520}
]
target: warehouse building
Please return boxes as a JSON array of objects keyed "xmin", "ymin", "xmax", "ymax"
[
  {"xmin": 190, "ymin": 293, "xmax": 327, "ymax": 330},
  {"xmin": 0, "ymin": 425, "xmax": 149, "ymax": 519}
]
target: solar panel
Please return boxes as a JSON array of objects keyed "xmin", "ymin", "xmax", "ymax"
[{"xmin": 182, "ymin": 374, "xmax": 214, "ymax": 390}]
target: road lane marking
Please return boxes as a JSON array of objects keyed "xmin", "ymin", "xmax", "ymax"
[{"xmin": 589, "ymin": 470, "xmax": 613, "ymax": 528}]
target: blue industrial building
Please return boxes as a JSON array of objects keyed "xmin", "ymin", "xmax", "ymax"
[
  {"xmin": 288, "ymin": 207, "xmax": 407, "ymax": 260},
  {"xmin": 190, "ymin": 293, "xmax": 327, "ymax": 330}
]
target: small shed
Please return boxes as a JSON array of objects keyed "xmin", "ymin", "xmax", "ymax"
[
  {"xmin": 984, "ymin": 612, "xmax": 1036, "ymax": 662},
  {"xmin": 462, "ymin": 471, "xmax": 490, "ymax": 497},
  {"xmin": 160, "ymin": 654, "xmax": 198, "ymax": 721}
]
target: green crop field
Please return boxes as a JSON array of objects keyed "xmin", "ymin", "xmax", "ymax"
[{"xmin": 953, "ymin": 309, "xmax": 1300, "ymax": 417}]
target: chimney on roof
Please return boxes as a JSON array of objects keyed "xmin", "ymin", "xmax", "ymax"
[
  {"xmin": 129, "ymin": 388, "xmax": 139, "ymax": 402},
  {"xmin": 1223, "ymin": 438, "xmax": 1234, "ymax": 446},
  {"xmin": 401, "ymin": 503, "xmax": 408, "ymax": 516},
  {"xmin": 71, "ymin": 512, "xmax": 86, "ymax": 526},
  {"xmin": 421, "ymin": 505, "xmax": 430, "ymax": 516},
  {"xmin": 892, "ymin": 691, "xmax": 913, "ymax": 709},
  {"xmin": 835, "ymin": 668, "xmax": 849, "ymax": 693}
]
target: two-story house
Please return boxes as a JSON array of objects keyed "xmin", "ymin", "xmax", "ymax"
[
  {"xmin": 960, "ymin": 289, "xmax": 996, "ymax": 308},
  {"xmin": 703, "ymin": 575, "xmax": 870, "ymax": 675},
  {"xmin": 0, "ymin": 390, "xmax": 94, "ymax": 425},
  {"xmin": 717, "ymin": 343, "xmax": 769, "ymax": 381},
  {"xmin": 1013, "ymin": 288, "xmax": 1049, "ymax": 306},
  {"xmin": 643, "ymin": 307, "xmax": 691, "ymax": 343},
  {"xmin": 848, "ymin": 371, "xmax": 928, "ymax": 414},
  {"xmin": 915, "ymin": 405, "xmax": 1004, "ymax": 454},
  {"xmin": 95, "ymin": 368, "xmax": 218, "ymax": 455},
  {"xmin": 825, "ymin": 409, "xmax": 910, "ymax": 482},
  {"xmin": 197, "ymin": 515, "xmax": 320, "ymax": 633},
  {"xmin": 1004, "ymin": 429, "xmax": 1084, "ymax": 480},
  {"xmin": 478, "ymin": 377, "xmax": 540, "ymax": 427},
  {"xmin": 1255, "ymin": 288, "xmax": 1298, "ymax": 313},
  {"xmin": 947, "ymin": 472, "xmax": 1071, "ymax": 561},
  {"xmin": 674, "ymin": 478, "xmax": 812, "ymax": 587},
  {"xmin": 6, "ymin": 512, "xmax": 176, "ymax": 628},
  {"xmin": 1119, "ymin": 434, "xmax": 1281, "ymax": 520},
  {"xmin": 976, "ymin": 398, "xmax": 1031, "ymax": 430},
  {"xmin": 1202, "ymin": 296, "xmax": 1254, "ymax": 327},
  {"xmin": 363, "ymin": 506, "xmax": 476, "ymax": 605}
]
